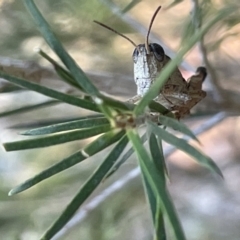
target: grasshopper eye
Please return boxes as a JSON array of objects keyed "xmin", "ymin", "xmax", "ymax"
[
  {"xmin": 132, "ymin": 47, "xmax": 139, "ymax": 63},
  {"xmin": 149, "ymin": 43, "xmax": 164, "ymax": 62}
]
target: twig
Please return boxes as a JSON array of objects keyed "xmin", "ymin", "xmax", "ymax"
[
  {"xmin": 52, "ymin": 111, "xmax": 227, "ymax": 240},
  {"xmin": 0, "ymin": 56, "xmax": 134, "ymax": 96},
  {"xmin": 0, "ymin": 56, "xmax": 49, "ymax": 82},
  {"xmin": 191, "ymin": 0, "xmax": 225, "ymax": 103}
]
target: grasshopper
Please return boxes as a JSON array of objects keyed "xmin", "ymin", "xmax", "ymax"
[{"xmin": 94, "ymin": 6, "xmax": 206, "ymax": 119}]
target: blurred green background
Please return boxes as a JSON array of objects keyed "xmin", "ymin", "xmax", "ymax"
[{"xmin": 0, "ymin": 0, "xmax": 240, "ymax": 239}]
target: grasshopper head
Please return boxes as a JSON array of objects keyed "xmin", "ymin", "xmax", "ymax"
[
  {"xmin": 94, "ymin": 6, "xmax": 163, "ymax": 96},
  {"xmin": 132, "ymin": 43, "xmax": 165, "ymax": 96},
  {"xmin": 131, "ymin": 5, "xmax": 163, "ymax": 96}
]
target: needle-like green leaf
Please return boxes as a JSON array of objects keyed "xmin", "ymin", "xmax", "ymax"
[
  {"xmin": 24, "ymin": 0, "xmax": 99, "ymax": 96},
  {"xmin": 127, "ymin": 129, "xmax": 186, "ymax": 240},
  {"xmin": 10, "ymin": 114, "xmax": 104, "ymax": 129},
  {"xmin": 21, "ymin": 117, "xmax": 109, "ymax": 135},
  {"xmin": 105, "ymin": 133, "xmax": 147, "ymax": 179},
  {"xmin": 146, "ymin": 133, "xmax": 167, "ymax": 240},
  {"xmin": 100, "ymin": 94, "xmax": 134, "ymax": 111},
  {"xmin": 148, "ymin": 121, "xmax": 223, "ymax": 177},
  {"xmin": 0, "ymin": 71, "xmax": 99, "ymax": 112},
  {"xmin": 143, "ymin": 177, "xmax": 166, "ymax": 240},
  {"xmin": 4, "ymin": 125, "xmax": 111, "ymax": 151},
  {"xmin": 149, "ymin": 133, "xmax": 166, "ymax": 183},
  {"xmin": 148, "ymin": 101, "xmax": 172, "ymax": 116},
  {"xmin": 9, "ymin": 129, "xmax": 125, "ymax": 195},
  {"xmin": 37, "ymin": 49, "xmax": 83, "ymax": 91},
  {"xmin": 40, "ymin": 134, "xmax": 128, "ymax": 240},
  {"xmin": 0, "ymin": 100, "xmax": 58, "ymax": 118},
  {"xmin": 158, "ymin": 115, "xmax": 199, "ymax": 142},
  {"xmin": 121, "ymin": 0, "xmax": 141, "ymax": 14}
]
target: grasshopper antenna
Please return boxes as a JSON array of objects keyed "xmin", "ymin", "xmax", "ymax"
[
  {"xmin": 145, "ymin": 6, "xmax": 162, "ymax": 54},
  {"xmin": 93, "ymin": 20, "xmax": 138, "ymax": 48}
]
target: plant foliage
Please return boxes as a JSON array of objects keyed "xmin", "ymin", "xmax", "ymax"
[{"xmin": 1, "ymin": 0, "xmax": 235, "ymax": 239}]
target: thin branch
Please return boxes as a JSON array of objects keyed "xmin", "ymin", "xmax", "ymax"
[
  {"xmin": 2, "ymin": 57, "xmax": 240, "ymax": 115},
  {"xmin": 52, "ymin": 112, "xmax": 227, "ymax": 240},
  {"xmin": 0, "ymin": 56, "xmax": 50, "ymax": 92},
  {"xmin": 0, "ymin": 56, "xmax": 134, "ymax": 96},
  {"xmin": 191, "ymin": 0, "xmax": 225, "ymax": 103}
]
